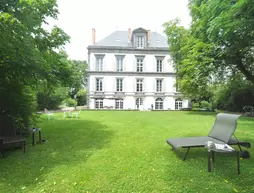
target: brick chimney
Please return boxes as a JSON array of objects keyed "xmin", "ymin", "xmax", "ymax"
[
  {"xmin": 92, "ymin": 28, "xmax": 96, "ymax": 44},
  {"xmin": 128, "ymin": 28, "xmax": 131, "ymax": 43},
  {"xmin": 147, "ymin": 30, "xmax": 151, "ymax": 43}
]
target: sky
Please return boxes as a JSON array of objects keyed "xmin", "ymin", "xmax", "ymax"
[{"xmin": 47, "ymin": 0, "xmax": 192, "ymax": 61}]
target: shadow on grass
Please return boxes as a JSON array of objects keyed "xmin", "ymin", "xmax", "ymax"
[{"xmin": 0, "ymin": 119, "xmax": 113, "ymax": 191}]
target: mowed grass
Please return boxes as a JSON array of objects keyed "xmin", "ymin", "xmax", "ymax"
[{"xmin": 0, "ymin": 111, "xmax": 254, "ymax": 193}]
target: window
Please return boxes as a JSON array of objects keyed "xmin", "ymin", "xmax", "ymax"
[
  {"xmin": 115, "ymin": 99, "xmax": 123, "ymax": 109},
  {"xmin": 156, "ymin": 79, "xmax": 162, "ymax": 92},
  {"xmin": 136, "ymin": 36, "xmax": 144, "ymax": 48},
  {"xmin": 136, "ymin": 79, "xmax": 143, "ymax": 92},
  {"xmin": 96, "ymin": 78, "xmax": 103, "ymax": 91},
  {"xmin": 136, "ymin": 98, "xmax": 143, "ymax": 109},
  {"xmin": 116, "ymin": 79, "xmax": 123, "ymax": 92},
  {"xmin": 137, "ymin": 59, "xmax": 143, "ymax": 72},
  {"xmin": 157, "ymin": 59, "xmax": 162, "ymax": 72},
  {"xmin": 95, "ymin": 99, "xmax": 103, "ymax": 109},
  {"xmin": 116, "ymin": 58, "xmax": 123, "ymax": 71},
  {"xmin": 175, "ymin": 82, "xmax": 179, "ymax": 92},
  {"xmin": 155, "ymin": 98, "xmax": 163, "ymax": 110},
  {"xmin": 175, "ymin": 99, "xmax": 183, "ymax": 110},
  {"xmin": 96, "ymin": 58, "xmax": 103, "ymax": 71}
]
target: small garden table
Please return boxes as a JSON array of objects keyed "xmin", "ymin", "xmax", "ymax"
[
  {"xmin": 207, "ymin": 143, "xmax": 240, "ymax": 175},
  {"xmin": 30, "ymin": 128, "xmax": 42, "ymax": 146}
]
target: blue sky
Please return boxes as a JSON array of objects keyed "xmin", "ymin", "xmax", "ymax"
[{"xmin": 47, "ymin": 0, "xmax": 191, "ymax": 61}]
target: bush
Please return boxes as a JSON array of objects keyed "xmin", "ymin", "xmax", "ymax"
[
  {"xmin": 0, "ymin": 82, "xmax": 37, "ymax": 135},
  {"xmin": 212, "ymin": 76, "xmax": 254, "ymax": 112},
  {"xmin": 200, "ymin": 101, "xmax": 212, "ymax": 109},
  {"xmin": 37, "ymin": 86, "xmax": 69, "ymax": 110},
  {"xmin": 64, "ymin": 98, "xmax": 77, "ymax": 107},
  {"xmin": 76, "ymin": 89, "xmax": 87, "ymax": 105}
]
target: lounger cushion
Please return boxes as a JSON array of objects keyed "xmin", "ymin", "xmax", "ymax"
[
  {"xmin": 166, "ymin": 136, "xmax": 225, "ymax": 150},
  {"xmin": 208, "ymin": 113, "xmax": 241, "ymax": 143}
]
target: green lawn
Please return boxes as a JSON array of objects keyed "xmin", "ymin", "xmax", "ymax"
[{"xmin": 0, "ymin": 111, "xmax": 254, "ymax": 193}]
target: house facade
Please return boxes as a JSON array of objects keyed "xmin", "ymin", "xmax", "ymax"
[{"xmin": 87, "ymin": 27, "xmax": 191, "ymax": 110}]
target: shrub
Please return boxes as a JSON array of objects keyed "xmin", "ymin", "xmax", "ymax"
[{"xmin": 64, "ymin": 98, "xmax": 77, "ymax": 107}]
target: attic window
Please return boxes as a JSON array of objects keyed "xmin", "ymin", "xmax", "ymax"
[
  {"xmin": 136, "ymin": 36, "xmax": 144, "ymax": 48},
  {"xmin": 116, "ymin": 39, "xmax": 120, "ymax": 41}
]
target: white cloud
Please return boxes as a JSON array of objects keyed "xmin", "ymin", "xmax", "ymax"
[{"xmin": 47, "ymin": 0, "xmax": 191, "ymax": 60}]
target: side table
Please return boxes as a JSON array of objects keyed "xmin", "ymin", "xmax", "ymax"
[
  {"xmin": 207, "ymin": 143, "xmax": 240, "ymax": 175},
  {"xmin": 30, "ymin": 128, "xmax": 42, "ymax": 146}
]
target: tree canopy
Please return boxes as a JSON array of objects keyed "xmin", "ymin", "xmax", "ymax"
[
  {"xmin": 164, "ymin": 0, "xmax": 254, "ymax": 100},
  {"xmin": 0, "ymin": 0, "xmax": 78, "ymax": 130}
]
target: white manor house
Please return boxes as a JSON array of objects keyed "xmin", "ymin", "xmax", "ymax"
[{"xmin": 87, "ymin": 27, "xmax": 191, "ymax": 110}]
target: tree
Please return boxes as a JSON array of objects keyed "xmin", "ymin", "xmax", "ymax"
[
  {"xmin": 0, "ymin": 0, "xmax": 71, "ymax": 131},
  {"xmin": 164, "ymin": 0, "xmax": 254, "ymax": 101},
  {"xmin": 68, "ymin": 60, "xmax": 87, "ymax": 99}
]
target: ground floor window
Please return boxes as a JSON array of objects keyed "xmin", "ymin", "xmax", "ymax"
[
  {"xmin": 95, "ymin": 99, "xmax": 103, "ymax": 109},
  {"xmin": 155, "ymin": 98, "xmax": 163, "ymax": 110},
  {"xmin": 175, "ymin": 99, "xmax": 183, "ymax": 110},
  {"xmin": 136, "ymin": 98, "xmax": 143, "ymax": 109},
  {"xmin": 115, "ymin": 99, "xmax": 123, "ymax": 109}
]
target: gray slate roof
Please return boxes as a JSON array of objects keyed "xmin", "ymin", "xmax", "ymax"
[{"xmin": 91, "ymin": 30, "xmax": 169, "ymax": 48}]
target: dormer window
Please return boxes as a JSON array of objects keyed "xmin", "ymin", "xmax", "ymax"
[{"xmin": 136, "ymin": 36, "xmax": 144, "ymax": 48}]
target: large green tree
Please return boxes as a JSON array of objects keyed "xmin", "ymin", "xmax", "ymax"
[
  {"xmin": 164, "ymin": 0, "xmax": 254, "ymax": 99},
  {"xmin": 0, "ymin": 0, "xmax": 71, "ymax": 130}
]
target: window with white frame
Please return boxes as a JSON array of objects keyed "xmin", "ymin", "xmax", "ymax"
[
  {"xmin": 136, "ymin": 59, "xmax": 143, "ymax": 72},
  {"xmin": 95, "ymin": 99, "xmax": 103, "ymax": 109},
  {"xmin": 136, "ymin": 98, "xmax": 143, "ymax": 109},
  {"xmin": 116, "ymin": 57, "xmax": 123, "ymax": 71},
  {"xmin": 96, "ymin": 58, "xmax": 103, "ymax": 71},
  {"xmin": 136, "ymin": 79, "xmax": 143, "ymax": 92},
  {"xmin": 156, "ymin": 79, "xmax": 163, "ymax": 92},
  {"xmin": 157, "ymin": 59, "xmax": 162, "ymax": 72},
  {"xmin": 175, "ymin": 99, "xmax": 183, "ymax": 110},
  {"xmin": 116, "ymin": 78, "xmax": 123, "ymax": 92},
  {"xmin": 115, "ymin": 99, "xmax": 123, "ymax": 109},
  {"xmin": 155, "ymin": 98, "xmax": 163, "ymax": 110},
  {"xmin": 136, "ymin": 36, "xmax": 144, "ymax": 48},
  {"xmin": 96, "ymin": 78, "xmax": 103, "ymax": 91},
  {"xmin": 175, "ymin": 82, "xmax": 179, "ymax": 92}
]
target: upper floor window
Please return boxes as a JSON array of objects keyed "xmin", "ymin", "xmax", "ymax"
[
  {"xmin": 136, "ymin": 59, "xmax": 143, "ymax": 72},
  {"xmin": 156, "ymin": 79, "xmax": 163, "ymax": 92},
  {"xmin": 96, "ymin": 58, "xmax": 103, "ymax": 71},
  {"xmin": 175, "ymin": 83, "xmax": 179, "ymax": 92},
  {"xmin": 96, "ymin": 78, "xmax": 103, "ymax": 91},
  {"xmin": 155, "ymin": 56, "xmax": 165, "ymax": 72},
  {"xmin": 136, "ymin": 79, "xmax": 143, "ymax": 92},
  {"xmin": 136, "ymin": 36, "xmax": 144, "ymax": 48},
  {"xmin": 157, "ymin": 59, "xmax": 163, "ymax": 72},
  {"xmin": 116, "ymin": 78, "xmax": 123, "ymax": 92},
  {"xmin": 95, "ymin": 54, "xmax": 105, "ymax": 71},
  {"xmin": 116, "ymin": 58, "xmax": 123, "ymax": 72}
]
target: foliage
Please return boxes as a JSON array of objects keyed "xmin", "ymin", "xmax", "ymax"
[
  {"xmin": 76, "ymin": 89, "xmax": 87, "ymax": 106},
  {"xmin": 68, "ymin": 60, "xmax": 87, "ymax": 99},
  {"xmin": 212, "ymin": 75, "xmax": 254, "ymax": 112},
  {"xmin": 164, "ymin": 0, "xmax": 254, "ymax": 102},
  {"xmin": 0, "ymin": 0, "xmax": 71, "ymax": 131},
  {"xmin": 36, "ymin": 59, "xmax": 88, "ymax": 109},
  {"xmin": 63, "ymin": 98, "xmax": 77, "ymax": 107},
  {"xmin": 163, "ymin": 19, "xmax": 215, "ymax": 100},
  {"xmin": 37, "ymin": 85, "xmax": 69, "ymax": 110}
]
